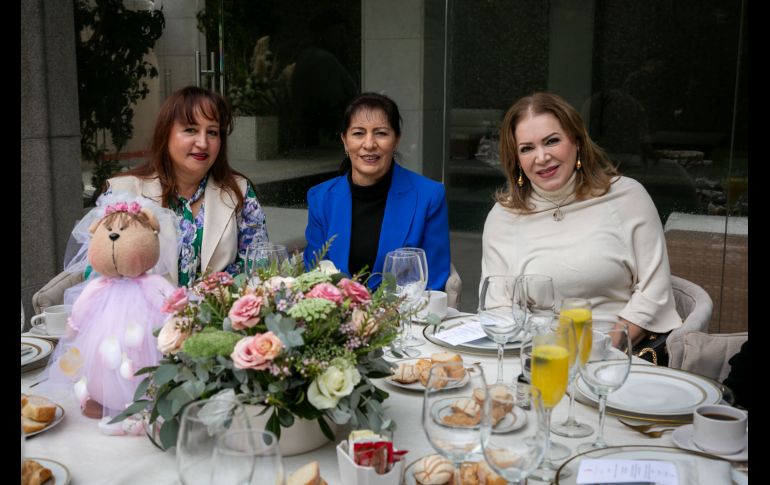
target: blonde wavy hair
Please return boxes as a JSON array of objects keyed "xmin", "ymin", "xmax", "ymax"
[{"xmin": 496, "ymin": 92, "xmax": 619, "ymax": 211}]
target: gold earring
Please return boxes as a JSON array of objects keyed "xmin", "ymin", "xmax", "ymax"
[
  {"xmin": 576, "ymin": 151, "xmax": 582, "ymax": 171},
  {"xmin": 517, "ymin": 170, "xmax": 524, "ymax": 187}
]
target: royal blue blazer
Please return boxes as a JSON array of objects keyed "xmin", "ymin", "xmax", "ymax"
[{"xmin": 304, "ymin": 163, "xmax": 451, "ymax": 290}]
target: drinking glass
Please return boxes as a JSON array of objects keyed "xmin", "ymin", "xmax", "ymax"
[
  {"xmin": 211, "ymin": 429, "xmax": 284, "ymax": 485},
  {"xmin": 247, "ymin": 243, "xmax": 289, "ymax": 279},
  {"xmin": 177, "ymin": 397, "xmax": 244, "ymax": 485},
  {"xmin": 478, "ymin": 275, "xmax": 524, "ymax": 383},
  {"xmin": 383, "ymin": 249, "xmax": 427, "ymax": 357},
  {"xmin": 577, "ymin": 324, "xmax": 632, "ymax": 453},
  {"xmin": 396, "ymin": 247, "xmax": 428, "ymax": 349},
  {"xmin": 519, "ymin": 274, "xmax": 556, "ymax": 330},
  {"xmin": 423, "ymin": 363, "xmax": 487, "ymax": 480},
  {"xmin": 481, "ymin": 386, "xmax": 547, "ymax": 483},
  {"xmin": 552, "ymin": 298, "xmax": 594, "ymax": 438},
  {"xmin": 527, "ymin": 314, "xmax": 576, "ymax": 482}
]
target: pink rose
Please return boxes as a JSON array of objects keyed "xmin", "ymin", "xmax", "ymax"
[
  {"xmin": 231, "ymin": 332, "xmax": 283, "ymax": 370},
  {"xmin": 350, "ymin": 308, "xmax": 380, "ymax": 337},
  {"xmin": 229, "ymin": 294, "xmax": 263, "ymax": 330},
  {"xmin": 161, "ymin": 287, "xmax": 189, "ymax": 314},
  {"xmin": 157, "ymin": 317, "xmax": 189, "ymax": 354},
  {"xmin": 338, "ymin": 278, "xmax": 371, "ymax": 305},
  {"xmin": 306, "ymin": 282, "xmax": 344, "ymax": 304}
]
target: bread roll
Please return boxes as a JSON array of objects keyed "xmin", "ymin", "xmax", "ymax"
[
  {"xmin": 392, "ymin": 363, "xmax": 419, "ymax": 384},
  {"xmin": 477, "ymin": 460, "xmax": 507, "ymax": 485},
  {"xmin": 442, "ymin": 410, "xmax": 481, "ymax": 427},
  {"xmin": 459, "ymin": 462, "xmax": 479, "ymax": 485},
  {"xmin": 451, "ymin": 398, "xmax": 481, "ymax": 418},
  {"xmin": 21, "ymin": 459, "xmax": 53, "ymax": 485},
  {"xmin": 413, "ymin": 454, "xmax": 454, "ymax": 484},
  {"xmin": 420, "ymin": 364, "xmax": 447, "ymax": 388},
  {"xmin": 430, "ymin": 352, "xmax": 465, "ymax": 379},
  {"xmin": 286, "ymin": 461, "xmax": 321, "ymax": 485},
  {"xmin": 414, "ymin": 358, "xmax": 432, "ymax": 376},
  {"xmin": 21, "ymin": 393, "xmax": 29, "ymax": 408},
  {"xmin": 21, "ymin": 396, "xmax": 57, "ymax": 423},
  {"xmin": 22, "ymin": 416, "xmax": 49, "ymax": 434}
]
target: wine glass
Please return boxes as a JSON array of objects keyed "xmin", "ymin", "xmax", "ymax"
[
  {"xmin": 519, "ymin": 274, "xmax": 555, "ymax": 330},
  {"xmin": 577, "ymin": 324, "xmax": 632, "ymax": 453},
  {"xmin": 382, "ymin": 249, "xmax": 426, "ymax": 358},
  {"xmin": 210, "ymin": 429, "xmax": 284, "ymax": 485},
  {"xmin": 480, "ymin": 386, "xmax": 547, "ymax": 483},
  {"xmin": 552, "ymin": 298, "xmax": 594, "ymax": 438},
  {"xmin": 177, "ymin": 397, "xmax": 243, "ymax": 485},
  {"xmin": 396, "ymin": 247, "xmax": 428, "ymax": 349},
  {"xmin": 247, "ymin": 243, "xmax": 289, "ymax": 279},
  {"xmin": 527, "ymin": 314, "xmax": 576, "ymax": 482},
  {"xmin": 423, "ymin": 363, "xmax": 487, "ymax": 480},
  {"xmin": 478, "ymin": 275, "xmax": 523, "ymax": 383}
]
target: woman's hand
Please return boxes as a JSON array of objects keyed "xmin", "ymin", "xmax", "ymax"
[{"xmin": 612, "ymin": 318, "xmax": 648, "ymax": 347}]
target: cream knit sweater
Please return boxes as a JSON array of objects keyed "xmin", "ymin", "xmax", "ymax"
[{"xmin": 481, "ymin": 174, "xmax": 682, "ymax": 333}]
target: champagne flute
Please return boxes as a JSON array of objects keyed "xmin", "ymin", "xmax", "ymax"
[
  {"xmin": 247, "ymin": 243, "xmax": 289, "ymax": 279},
  {"xmin": 478, "ymin": 275, "xmax": 523, "ymax": 383},
  {"xmin": 552, "ymin": 298, "xmax": 594, "ymax": 438},
  {"xmin": 481, "ymin": 386, "xmax": 547, "ymax": 483},
  {"xmin": 527, "ymin": 314, "xmax": 576, "ymax": 482},
  {"xmin": 396, "ymin": 247, "xmax": 428, "ymax": 348},
  {"xmin": 383, "ymin": 249, "xmax": 426, "ymax": 358},
  {"xmin": 423, "ymin": 363, "xmax": 487, "ymax": 481},
  {"xmin": 210, "ymin": 429, "xmax": 284, "ymax": 485},
  {"xmin": 577, "ymin": 324, "xmax": 632, "ymax": 453}
]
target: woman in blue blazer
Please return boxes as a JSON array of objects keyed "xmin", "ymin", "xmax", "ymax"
[{"xmin": 304, "ymin": 92, "xmax": 451, "ymax": 290}]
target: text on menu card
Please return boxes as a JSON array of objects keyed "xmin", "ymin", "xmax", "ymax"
[{"xmin": 577, "ymin": 459, "xmax": 678, "ymax": 485}]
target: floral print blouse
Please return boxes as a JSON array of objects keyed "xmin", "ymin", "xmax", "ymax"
[{"xmin": 100, "ymin": 175, "xmax": 268, "ymax": 285}]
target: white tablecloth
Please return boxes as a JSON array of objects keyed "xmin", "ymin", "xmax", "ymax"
[{"xmin": 20, "ymin": 321, "xmax": 712, "ymax": 484}]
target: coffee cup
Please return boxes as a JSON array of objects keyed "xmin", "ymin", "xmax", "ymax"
[
  {"xmin": 30, "ymin": 304, "xmax": 72, "ymax": 336},
  {"xmin": 692, "ymin": 404, "xmax": 747, "ymax": 455},
  {"xmin": 417, "ymin": 290, "xmax": 448, "ymax": 320}
]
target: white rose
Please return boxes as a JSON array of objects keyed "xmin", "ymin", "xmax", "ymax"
[
  {"xmin": 317, "ymin": 260, "xmax": 339, "ymax": 276},
  {"xmin": 307, "ymin": 359, "xmax": 361, "ymax": 410},
  {"xmin": 265, "ymin": 276, "xmax": 297, "ymax": 290},
  {"xmin": 157, "ymin": 317, "xmax": 188, "ymax": 354}
]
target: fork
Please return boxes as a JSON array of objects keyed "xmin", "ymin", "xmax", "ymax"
[{"xmin": 618, "ymin": 419, "xmax": 679, "ymax": 437}]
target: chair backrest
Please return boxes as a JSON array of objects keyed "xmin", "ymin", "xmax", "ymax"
[
  {"xmin": 445, "ymin": 263, "xmax": 462, "ymax": 309},
  {"xmin": 667, "ymin": 274, "xmax": 714, "ymax": 369}
]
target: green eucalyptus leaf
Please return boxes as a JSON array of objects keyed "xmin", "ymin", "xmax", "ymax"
[
  {"xmin": 132, "ymin": 377, "xmax": 152, "ymax": 401},
  {"xmin": 317, "ymin": 416, "xmax": 335, "ymax": 441},
  {"xmin": 156, "ymin": 395, "xmax": 174, "ymax": 420},
  {"xmin": 265, "ymin": 313, "xmax": 304, "ymax": 348},
  {"xmin": 266, "ymin": 410, "xmax": 281, "ymax": 440},
  {"xmin": 153, "ymin": 364, "xmax": 179, "ymax": 386},
  {"xmin": 159, "ymin": 417, "xmax": 180, "ymax": 450},
  {"xmin": 107, "ymin": 399, "xmax": 150, "ymax": 424}
]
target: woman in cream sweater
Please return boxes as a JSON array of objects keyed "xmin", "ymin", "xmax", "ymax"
[{"xmin": 481, "ymin": 92, "xmax": 681, "ymax": 345}]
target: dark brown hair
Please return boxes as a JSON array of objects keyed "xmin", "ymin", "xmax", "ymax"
[
  {"xmin": 497, "ymin": 92, "xmax": 619, "ymax": 211},
  {"xmin": 114, "ymin": 86, "xmax": 249, "ymax": 212}
]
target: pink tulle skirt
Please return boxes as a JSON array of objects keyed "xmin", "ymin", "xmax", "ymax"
[{"xmin": 44, "ymin": 274, "xmax": 176, "ymax": 419}]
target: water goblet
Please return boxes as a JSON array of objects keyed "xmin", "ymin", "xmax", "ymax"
[
  {"xmin": 176, "ymin": 397, "xmax": 244, "ymax": 485},
  {"xmin": 383, "ymin": 249, "xmax": 426, "ymax": 357},
  {"xmin": 395, "ymin": 247, "xmax": 428, "ymax": 349},
  {"xmin": 576, "ymin": 323, "xmax": 632, "ymax": 453},
  {"xmin": 478, "ymin": 275, "xmax": 523, "ymax": 383},
  {"xmin": 247, "ymin": 243, "xmax": 289, "ymax": 279},
  {"xmin": 552, "ymin": 298, "xmax": 594, "ymax": 438},
  {"xmin": 527, "ymin": 314, "xmax": 576, "ymax": 482},
  {"xmin": 481, "ymin": 386, "xmax": 547, "ymax": 484},
  {"xmin": 519, "ymin": 274, "xmax": 555, "ymax": 330},
  {"xmin": 423, "ymin": 363, "xmax": 487, "ymax": 479},
  {"xmin": 210, "ymin": 429, "xmax": 284, "ymax": 485}
]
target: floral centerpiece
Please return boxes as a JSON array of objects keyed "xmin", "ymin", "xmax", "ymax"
[{"xmin": 112, "ymin": 244, "xmax": 401, "ymax": 450}]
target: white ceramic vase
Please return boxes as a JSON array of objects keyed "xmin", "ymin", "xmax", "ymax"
[{"xmin": 240, "ymin": 405, "xmax": 340, "ymax": 457}]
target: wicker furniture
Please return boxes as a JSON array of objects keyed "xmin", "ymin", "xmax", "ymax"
[{"xmin": 664, "ymin": 212, "xmax": 748, "ymax": 333}]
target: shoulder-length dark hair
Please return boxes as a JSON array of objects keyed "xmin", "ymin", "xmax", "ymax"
[
  {"xmin": 337, "ymin": 92, "xmax": 402, "ymax": 175},
  {"xmin": 115, "ymin": 86, "xmax": 249, "ymax": 212},
  {"xmin": 496, "ymin": 92, "xmax": 619, "ymax": 211}
]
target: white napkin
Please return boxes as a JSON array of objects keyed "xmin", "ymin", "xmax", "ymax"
[{"xmin": 673, "ymin": 457, "xmax": 732, "ymax": 485}]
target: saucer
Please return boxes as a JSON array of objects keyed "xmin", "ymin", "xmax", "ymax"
[
  {"xmin": 27, "ymin": 325, "xmax": 66, "ymax": 340},
  {"xmin": 671, "ymin": 424, "xmax": 748, "ymax": 461}
]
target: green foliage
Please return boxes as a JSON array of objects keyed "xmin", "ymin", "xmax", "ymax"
[
  {"xmin": 74, "ymin": 0, "xmax": 165, "ymax": 198},
  {"xmin": 182, "ymin": 327, "xmax": 242, "ymax": 358}
]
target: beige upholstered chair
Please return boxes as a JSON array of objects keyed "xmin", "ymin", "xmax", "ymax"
[
  {"xmin": 667, "ymin": 275, "xmax": 717, "ymax": 372},
  {"xmin": 669, "ymin": 331, "xmax": 747, "ymax": 382},
  {"xmin": 32, "ymin": 270, "xmax": 84, "ymax": 315},
  {"xmin": 446, "ymin": 263, "xmax": 462, "ymax": 310}
]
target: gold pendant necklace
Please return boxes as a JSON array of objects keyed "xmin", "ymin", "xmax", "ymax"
[{"xmin": 539, "ymin": 194, "xmax": 571, "ymax": 221}]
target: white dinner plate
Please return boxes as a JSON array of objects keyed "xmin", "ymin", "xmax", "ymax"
[
  {"xmin": 429, "ymin": 397, "xmax": 528, "ymax": 434},
  {"xmin": 576, "ymin": 364, "xmax": 722, "ymax": 417},
  {"xmin": 21, "ymin": 336, "xmax": 54, "ymax": 367},
  {"xmin": 24, "ymin": 457, "xmax": 71, "ymax": 485},
  {"xmin": 422, "ymin": 317, "xmax": 523, "ymax": 356},
  {"xmin": 23, "ymin": 397, "xmax": 66, "ymax": 438},
  {"xmin": 403, "ymin": 456, "xmax": 503, "ymax": 485},
  {"xmin": 412, "ymin": 307, "xmax": 462, "ymax": 324},
  {"xmin": 672, "ymin": 424, "xmax": 748, "ymax": 461},
  {"xmin": 384, "ymin": 358, "xmax": 470, "ymax": 392},
  {"xmin": 554, "ymin": 445, "xmax": 747, "ymax": 485}
]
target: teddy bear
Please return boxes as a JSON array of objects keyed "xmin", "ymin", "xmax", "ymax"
[{"xmin": 43, "ymin": 199, "xmax": 178, "ymax": 434}]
